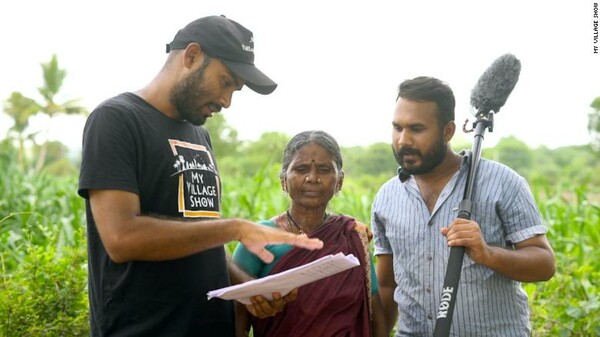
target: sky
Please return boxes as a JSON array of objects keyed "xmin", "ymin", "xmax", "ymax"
[{"xmin": 0, "ymin": 0, "xmax": 598, "ymax": 152}]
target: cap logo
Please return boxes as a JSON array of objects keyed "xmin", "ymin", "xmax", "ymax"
[
  {"xmin": 241, "ymin": 44, "xmax": 254, "ymax": 52},
  {"xmin": 241, "ymin": 35, "xmax": 254, "ymax": 53}
]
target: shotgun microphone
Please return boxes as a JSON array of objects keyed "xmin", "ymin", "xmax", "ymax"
[
  {"xmin": 433, "ymin": 53, "xmax": 521, "ymax": 337},
  {"xmin": 470, "ymin": 53, "xmax": 521, "ymax": 116}
]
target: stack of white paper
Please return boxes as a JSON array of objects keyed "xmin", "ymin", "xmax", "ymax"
[{"xmin": 207, "ymin": 252, "xmax": 360, "ymax": 305}]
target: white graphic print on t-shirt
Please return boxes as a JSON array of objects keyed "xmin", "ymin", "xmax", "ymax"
[{"xmin": 169, "ymin": 139, "xmax": 220, "ymax": 218}]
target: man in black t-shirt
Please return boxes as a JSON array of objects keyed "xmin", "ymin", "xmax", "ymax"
[{"xmin": 78, "ymin": 15, "xmax": 323, "ymax": 337}]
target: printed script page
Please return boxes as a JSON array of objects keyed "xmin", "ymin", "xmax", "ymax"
[{"xmin": 207, "ymin": 252, "xmax": 360, "ymax": 305}]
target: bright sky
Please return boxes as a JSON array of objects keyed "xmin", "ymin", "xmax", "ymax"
[{"xmin": 0, "ymin": 0, "xmax": 598, "ymax": 151}]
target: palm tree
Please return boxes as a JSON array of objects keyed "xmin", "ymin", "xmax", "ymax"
[
  {"xmin": 3, "ymin": 54, "xmax": 88, "ymax": 171},
  {"xmin": 3, "ymin": 92, "xmax": 40, "ymax": 168}
]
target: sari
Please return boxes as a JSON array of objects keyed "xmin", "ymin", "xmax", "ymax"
[{"xmin": 252, "ymin": 215, "xmax": 371, "ymax": 337}]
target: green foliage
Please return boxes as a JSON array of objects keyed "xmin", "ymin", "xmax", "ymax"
[
  {"xmin": 0, "ymin": 148, "xmax": 84, "ymax": 272},
  {"xmin": 3, "ymin": 92, "xmax": 41, "ymax": 133},
  {"xmin": 589, "ymin": 96, "xmax": 600, "ymax": 151},
  {"xmin": 38, "ymin": 55, "xmax": 67, "ymax": 104},
  {"xmin": 221, "ymin": 162, "xmax": 286, "ymax": 221},
  {"xmin": 524, "ymin": 184, "xmax": 600, "ymax": 336},
  {"xmin": 0, "ymin": 240, "xmax": 89, "ymax": 337},
  {"xmin": 478, "ymin": 137, "xmax": 600, "ymax": 189},
  {"xmin": 30, "ymin": 141, "xmax": 77, "ymax": 175},
  {"xmin": 486, "ymin": 136, "xmax": 533, "ymax": 176},
  {"xmin": 0, "ymin": 145, "xmax": 88, "ymax": 336},
  {"xmin": 342, "ymin": 142, "xmax": 398, "ymax": 178},
  {"xmin": 240, "ymin": 132, "xmax": 289, "ymax": 171},
  {"xmin": 220, "ymin": 163, "xmax": 288, "ymax": 254},
  {"xmin": 531, "ymin": 145, "xmax": 600, "ymax": 188},
  {"xmin": 204, "ymin": 113, "xmax": 242, "ymax": 160},
  {"xmin": 329, "ymin": 174, "xmax": 388, "ymax": 225},
  {"xmin": 0, "ymin": 139, "xmax": 18, "ymax": 163},
  {"xmin": 42, "ymin": 158, "xmax": 79, "ymax": 177}
]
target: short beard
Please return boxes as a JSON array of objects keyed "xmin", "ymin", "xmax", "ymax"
[
  {"xmin": 169, "ymin": 57, "xmax": 211, "ymax": 126},
  {"xmin": 393, "ymin": 134, "xmax": 447, "ymax": 176}
]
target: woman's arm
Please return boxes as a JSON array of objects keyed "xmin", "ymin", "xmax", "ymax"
[
  {"xmin": 376, "ymin": 254, "xmax": 398, "ymax": 335},
  {"xmin": 371, "ymin": 292, "xmax": 389, "ymax": 337}
]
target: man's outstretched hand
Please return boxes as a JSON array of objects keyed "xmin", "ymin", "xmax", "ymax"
[{"xmin": 238, "ymin": 221, "xmax": 323, "ymax": 263}]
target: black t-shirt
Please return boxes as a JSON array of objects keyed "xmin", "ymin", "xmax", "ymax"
[{"xmin": 78, "ymin": 93, "xmax": 234, "ymax": 337}]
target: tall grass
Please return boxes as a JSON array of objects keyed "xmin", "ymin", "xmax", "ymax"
[
  {"xmin": 0, "ymin": 156, "xmax": 84, "ymax": 271},
  {"xmin": 524, "ymin": 183, "xmax": 600, "ymax": 336}
]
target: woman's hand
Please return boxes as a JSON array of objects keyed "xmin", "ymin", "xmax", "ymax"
[{"xmin": 245, "ymin": 289, "xmax": 299, "ymax": 318}]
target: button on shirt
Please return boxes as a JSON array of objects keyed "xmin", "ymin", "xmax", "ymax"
[{"xmin": 372, "ymin": 156, "xmax": 547, "ymax": 337}]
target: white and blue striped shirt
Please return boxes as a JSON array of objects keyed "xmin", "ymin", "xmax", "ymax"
[{"xmin": 372, "ymin": 155, "xmax": 546, "ymax": 337}]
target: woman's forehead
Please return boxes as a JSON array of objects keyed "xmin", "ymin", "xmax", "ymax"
[{"xmin": 292, "ymin": 143, "xmax": 333, "ymax": 161}]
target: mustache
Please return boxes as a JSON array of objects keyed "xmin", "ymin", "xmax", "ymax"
[
  {"xmin": 397, "ymin": 147, "xmax": 422, "ymax": 157},
  {"xmin": 208, "ymin": 103, "xmax": 222, "ymax": 113}
]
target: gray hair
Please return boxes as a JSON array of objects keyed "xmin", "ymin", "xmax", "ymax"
[{"xmin": 280, "ymin": 130, "xmax": 343, "ymax": 179}]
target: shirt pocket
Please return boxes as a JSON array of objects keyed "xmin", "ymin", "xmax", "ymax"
[{"xmin": 470, "ymin": 201, "xmax": 506, "ymax": 246}]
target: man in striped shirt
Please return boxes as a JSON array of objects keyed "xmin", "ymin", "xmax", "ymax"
[{"xmin": 372, "ymin": 76, "xmax": 555, "ymax": 337}]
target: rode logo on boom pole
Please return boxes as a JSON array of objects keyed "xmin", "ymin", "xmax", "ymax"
[{"xmin": 437, "ymin": 286, "xmax": 454, "ymax": 319}]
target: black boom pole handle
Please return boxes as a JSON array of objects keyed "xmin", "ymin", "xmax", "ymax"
[{"xmin": 433, "ymin": 113, "xmax": 493, "ymax": 337}]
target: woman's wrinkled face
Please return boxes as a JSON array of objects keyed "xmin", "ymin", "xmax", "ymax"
[{"xmin": 282, "ymin": 142, "xmax": 341, "ymax": 209}]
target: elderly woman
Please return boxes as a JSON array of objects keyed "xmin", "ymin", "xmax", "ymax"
[{"xmin": 233, "ymin": 130, "xmax": 386, "ymax": 337}]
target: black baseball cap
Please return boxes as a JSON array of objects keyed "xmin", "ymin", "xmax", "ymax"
[{"xmin": 166, "ymin": 15, "xmax": 277, "ymax": 95}]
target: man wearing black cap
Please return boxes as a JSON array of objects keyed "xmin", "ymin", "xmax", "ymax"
[{"xmin": 78, "ymin": 15, "xmax": 322, "ymax": 337}]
